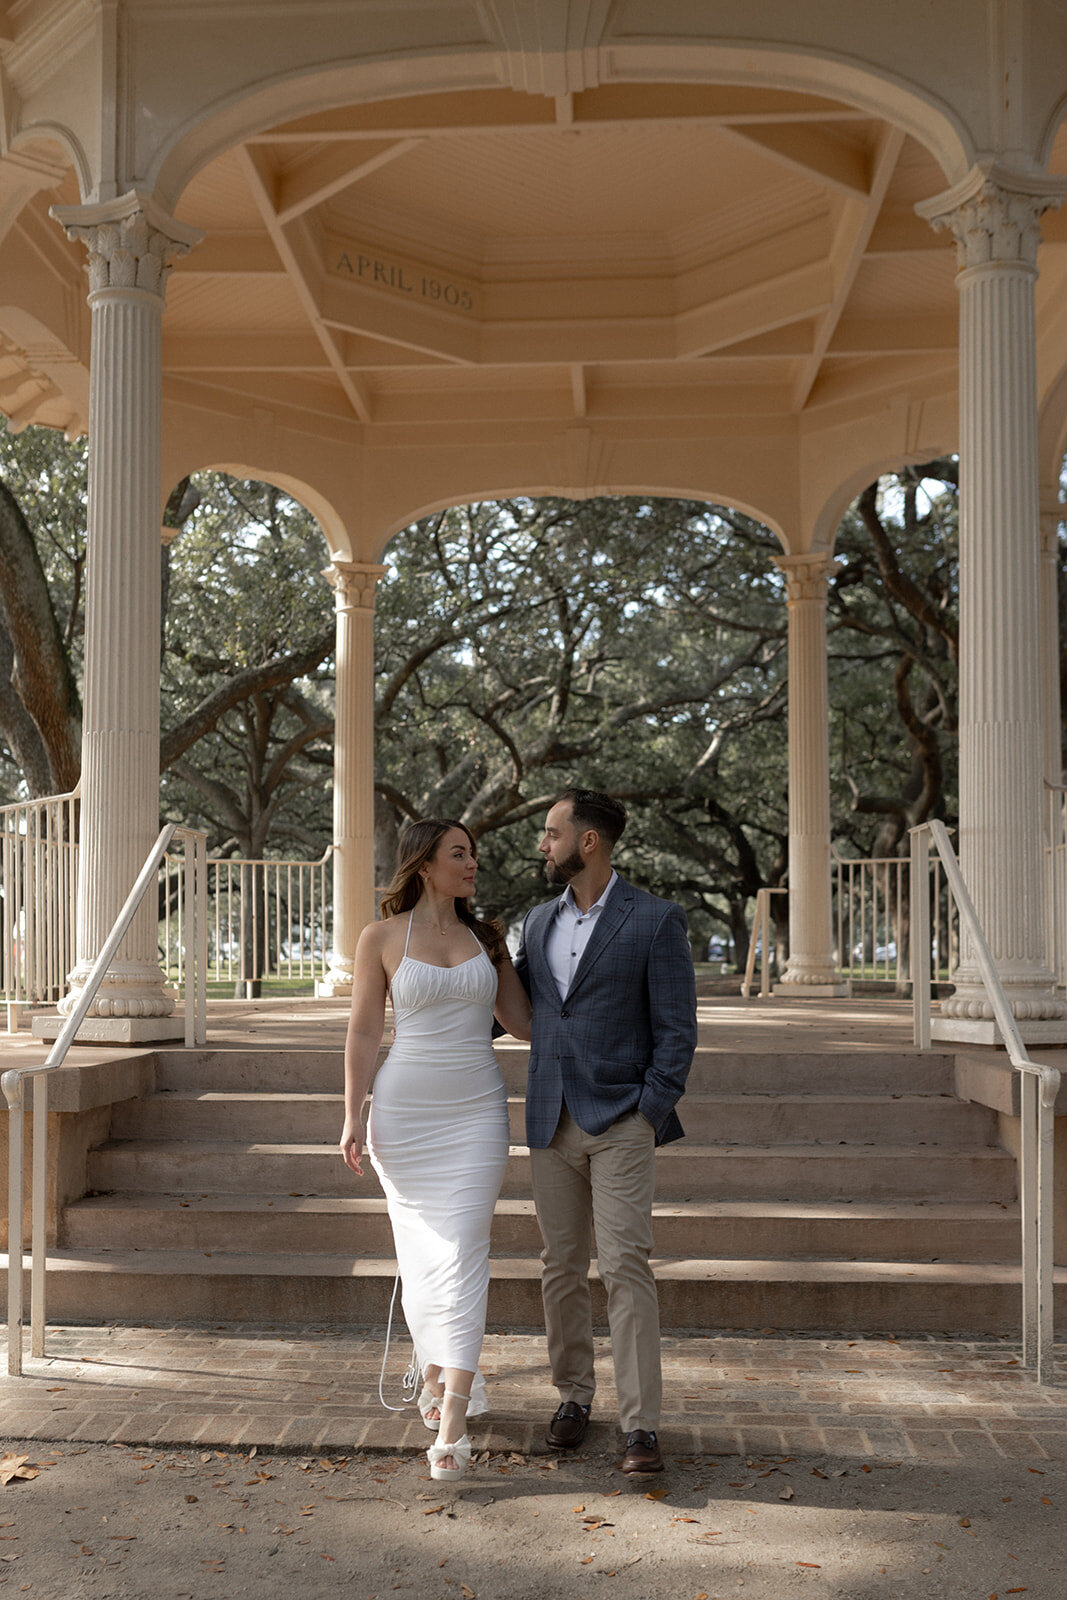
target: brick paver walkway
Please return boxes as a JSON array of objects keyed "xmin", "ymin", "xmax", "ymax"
[{"xmin": 1, "ymin": 1324, "xmax": 1064, "ymax": 1465}]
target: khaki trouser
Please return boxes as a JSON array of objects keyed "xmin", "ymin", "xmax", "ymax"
[{"xmin": 529, "ymin": 1106, "xmax": 661, "ymax": 1433}]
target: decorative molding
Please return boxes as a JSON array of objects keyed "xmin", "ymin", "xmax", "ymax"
[
  {"xmin": 916, "ymin": 161, "xmax": 1067, "ymax": 271},
  {"xmin": 51, "ymin": 188, "xmax": 203, "ymax": 299},
  {"xmin": 324, "ymin": 560, "xmax": 386, "ymax": 614},
  {"xmin": 773, "ymin": 552, "xmax": 837, "ymax": 605},
  {"xmin": 488, "ymin": 0, "xmax": 611, "ymax": 98}
]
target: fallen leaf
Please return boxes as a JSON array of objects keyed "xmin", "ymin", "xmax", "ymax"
[
  {"xmin": 796, "ymin": 1561, "xmax": 821, "ymax": 1568},
  {"xmin": 644, "ymin": 1489, "xmax": 670, "ymax": 1501},
  {"xmin": 779, "ymin": 1487, "xmax": 795, "ymax": 1501},
  {"xmin": 811, "ymin": 1468, "xmax": 827, "ymax": 1479},
  {"xmin": 0, "ymin": 1458, "xmax": 38, "ymax": 1487},
  {"xmin": 184, "ymin": 1495, "xmax": 198, "ymax": 1503},
  {"xmin": 1005, "ymin": 1589, "xmax": 1028, "ymax": 1594},
  {"xmin": 959, "ymin": 1518, "xmax": 971, "ymax": 1528},
  {"xmin": 424, "ymin": 1506, "xmax": 444, "ymax": 1516},
  {"xmin": 461, "ymin": 1588, "xmax": 475, "ymax": 1599},
  {"xmin": 571, "ymin": 1504, "xmax": 585, "ymax": 1513}
]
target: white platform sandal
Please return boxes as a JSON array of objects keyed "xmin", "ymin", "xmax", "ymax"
[
  {"xmin": 426, "ymin": 1389, "xmax": 472, "ymax": 1481},
  {"xmin": 427, "ymin": 1434, "xmax": 472, "ymax": 1481},
  {"xmin": 417, "ymin": 1386, "xmax": 443, "ymax": 1431}
]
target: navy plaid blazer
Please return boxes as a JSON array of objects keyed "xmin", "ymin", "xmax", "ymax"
[{"xmin": 514, "ymin": 876, "xmax": 697, "ymax": 1149}]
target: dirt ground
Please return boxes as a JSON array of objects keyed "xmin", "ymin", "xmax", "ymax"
[{"xmin": 1, "ymin": 1436, "xmax": 1064, "ymax": 1600}]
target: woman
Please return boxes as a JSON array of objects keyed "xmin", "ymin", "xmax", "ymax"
[{"xmin": 339, "ymin": 819, "xmax": 531, "ymax": 1481}]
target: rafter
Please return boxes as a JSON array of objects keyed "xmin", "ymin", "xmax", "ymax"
[
  {"xmin": 791, "ymin": 124, "xmax": 905, "ymax": 409},
  {"xmin": 676, "ymin": 261, "xmax": 833, "ymax": 361},
  {"xmin": 237, "ymin": 142, "xmax": 372, "ymax": 423},
  {"xmin": 274, "ymin": 138, "xmax": 422, "ymax": 225}
]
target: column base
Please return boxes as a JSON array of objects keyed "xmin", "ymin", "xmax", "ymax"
[
  {"xmin": 772, "ymin": 981, "xmax": 851, "ymax": 998},
  {"xmin": 931, "ymin": 1015, "xmax": 1067, "ymax": 1046},
  {"xmin": 316, "ymin": 955, "xmax": 354, "ymax": 998},
  {"xmin": 32, "ymin": 1012, "xmax": 188, "ymax": 1046},
  {"xmin": 316, "ymin": 976, "xmax": 353, "ymax": 998}
]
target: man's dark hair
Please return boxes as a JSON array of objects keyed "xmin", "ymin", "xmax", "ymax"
[{"xmin": 556, "ymin": 787, "xmax": 628, "ymax": 849}]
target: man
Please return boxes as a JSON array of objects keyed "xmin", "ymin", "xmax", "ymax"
[{"xmin": 514, "ymin": 788, "xmax": 697, "ymax": 1474}]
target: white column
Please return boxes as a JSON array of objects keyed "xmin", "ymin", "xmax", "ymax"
[
  {"xmin": 918, "ymin": 165, "xmax": 1067, "ymax": 1036},
  {"xmin": 47, "ymin": 192, "xmax": 201, "ymax": 1037},
  {"xmin": 773, "ymin": 553, "xmax": 847, "ymax": 995},
  {"xmin": 318, "ymin": 561, "xmax": 385, "ymax": 997}
]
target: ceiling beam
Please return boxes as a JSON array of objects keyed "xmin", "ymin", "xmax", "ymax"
[
  {"xmin": 163, "ymin": 332, "xmax": 329, "ymax": 370},
  {"xmin": 723, "ymin": 122, "xmax": 871, "ymax": 197},
  {"xmin": 792, "ymin": 124, "xmax": 906, "ymax": 409},
  {"xmin": 570, "ymin": 363, "xmax": 587, "ymax": 416},
  {"xmin": 828, "ymin": 314, "xmax": 957, "ymax": 355},
  {"xmin": 172, "ymin": 233, "xmax": 285, "ymax": 276},
  {"xmin": 247, "ymin": 85, "xmax": 868, "ymax": 143}
]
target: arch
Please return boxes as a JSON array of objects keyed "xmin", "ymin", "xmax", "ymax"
[
  {"xmin": 167, "ymin": 458, "xmax": 350, "ymax": 557},
  {"xmin": 368, "ymin": 473, "xmax": 790, "ymax": 560},
  {"xmin": 152, "ymin": 35, "xmax": 974, "ymax": 212},
  {"xmin": 808, "ymin": 441, "xmax": 957, "ymax": 554},
  {"xmin": 9, "ymin": 122, "xmax": 91, "ymax": 199}
]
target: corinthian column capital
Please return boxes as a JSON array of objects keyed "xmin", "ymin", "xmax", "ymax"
[
  {"xmin": 773, "ymin": 552, "xmax": 837, "ymax": 605},
  {"xmin": 324, "ymin": 561, "xmax": 387, "ymax": 614},
  {"xmin": 51, "ymin": 188, "xmax": 203, "ymax": 301},
  {"xmin": 916, "ymin": 162, "xmax": 1067, "ymax": 272}
]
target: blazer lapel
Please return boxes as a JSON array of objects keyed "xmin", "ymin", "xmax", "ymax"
[{"xmin": 565, "ymin": 877, "xmax": 634, "ymax": 1001}]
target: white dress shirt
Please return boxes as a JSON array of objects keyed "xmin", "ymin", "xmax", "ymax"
[{"xmin": 545, "ymin": 870, "xmax": 618, "ymax": 1000}]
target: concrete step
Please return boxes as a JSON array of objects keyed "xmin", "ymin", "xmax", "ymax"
[
  {"xmin": 61, "ymin": 1192, "xmax": 1024, "ymax": 1262},
  {"xmin": 9, "ymin": 1247, "xmax": 1063, "ymax": 1334},
  {"xmin": 86, "ymin": 1138, "xmax": 1017, "ymax": 1203},
  {"xmin": 151, "ymin": 1047, "xmax": 958, "ymax": 1098},
  {"xmin": 109, "ymin": 1090, "xmax": 998, "ymax": 1148}
]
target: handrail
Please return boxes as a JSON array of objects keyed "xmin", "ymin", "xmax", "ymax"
[
  {"xmin": 740, "ymin": 886, "xmax": 788, "ymax": 999},
  {"xmin": 2, "ymin": 822, "xmax": 207, "ymax": 1376},
  {"xmin": 911, "ymin": 819, "xmax": 1060, "ymax": 1385}
]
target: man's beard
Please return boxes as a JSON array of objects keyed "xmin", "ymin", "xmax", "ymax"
[{"xmin": 544, "ymin": 846, "xmax": 583, "ymax": 884}]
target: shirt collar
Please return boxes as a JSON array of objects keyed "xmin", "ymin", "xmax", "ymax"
[{"xmin": 558, "ymin": 869, "xmax": 618, "ymax": 919}]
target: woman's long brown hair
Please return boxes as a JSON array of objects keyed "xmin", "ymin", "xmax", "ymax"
[{"xmin": 379, "ymin": 818, "xmax": 507, "ymax": 967}]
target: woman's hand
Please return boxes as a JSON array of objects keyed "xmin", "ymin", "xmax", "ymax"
[{"xmin": 339, "ymin": 1119, "xmax": 365, "ymax": 1176}]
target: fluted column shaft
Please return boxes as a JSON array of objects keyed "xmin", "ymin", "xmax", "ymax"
[
  {"xmin": 918, "ymin": 166, "xmax": 1067, "ymax": 1023},
  {"xmin": 319, "ymin": 561, "xmax": 385, "ymax": 996},
  {"xmin": 774, "ymin": 554, "xmax": 844, "ymax": 991},
  {"xmin": 51, "ymin": 193, "xmax": 201, "ymax": 1020}
]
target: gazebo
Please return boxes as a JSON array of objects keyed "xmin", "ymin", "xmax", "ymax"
[{"xmin": 0, "ymin": 0, "xmax": 1065, "ymax": 1046}]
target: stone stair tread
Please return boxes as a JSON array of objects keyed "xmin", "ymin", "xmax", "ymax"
[
  {"xmin": 91, "ymin": 1137, "xmax": 1013, "ymax": 1157},
  {"xmin": 66, "ymin": 1191, "xmax": 1020, "ymax": 1220},
  {"xmin": 144, "ymin": 1088, "xmax": 961, "ymax": 1107},
  {"xmin": 8, "ymin": 1249, "xmax": 1056, "ymax": 1286}
]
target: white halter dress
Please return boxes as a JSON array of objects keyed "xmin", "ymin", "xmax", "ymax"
[{"xmin": 367, "ymin": 913, "xmax": 509, "ymax": 1413}]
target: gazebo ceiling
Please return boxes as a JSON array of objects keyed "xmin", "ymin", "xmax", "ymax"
[{"xmin": 6, "ymin": 82, "xmax": 1067, "ymax": 443}]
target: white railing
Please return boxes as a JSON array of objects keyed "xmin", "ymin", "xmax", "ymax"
[
  {"xmin": 1, "ymin": 787, "xmax": 80, "ymax": 1033},
  {"xmin": 740, "ymin": 886, "xmax": 788, "ymax": 998},
  {"xmin": 160, "ymin": 849, "xmax": 331, "ymax": 996},
  {"xmin": 833, "ymin": 847, "xmax": 959, "ymax": 988},
  {"xmin": 911, "ymin": 819, "xmax": 1060, "ymax": 1385},
  {"xmin": 2, "ymin": 822, "xmax": 207, "ymax": 1376}
]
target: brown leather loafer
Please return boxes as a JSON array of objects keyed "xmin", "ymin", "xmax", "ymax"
[
  {"xmin": 619, "ymin": 1429, "xmax": 664, "ymax": 1474},
  {"xmin": 546, "ymin": 1401, "xmax": 591, "ymax": 1448}
]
